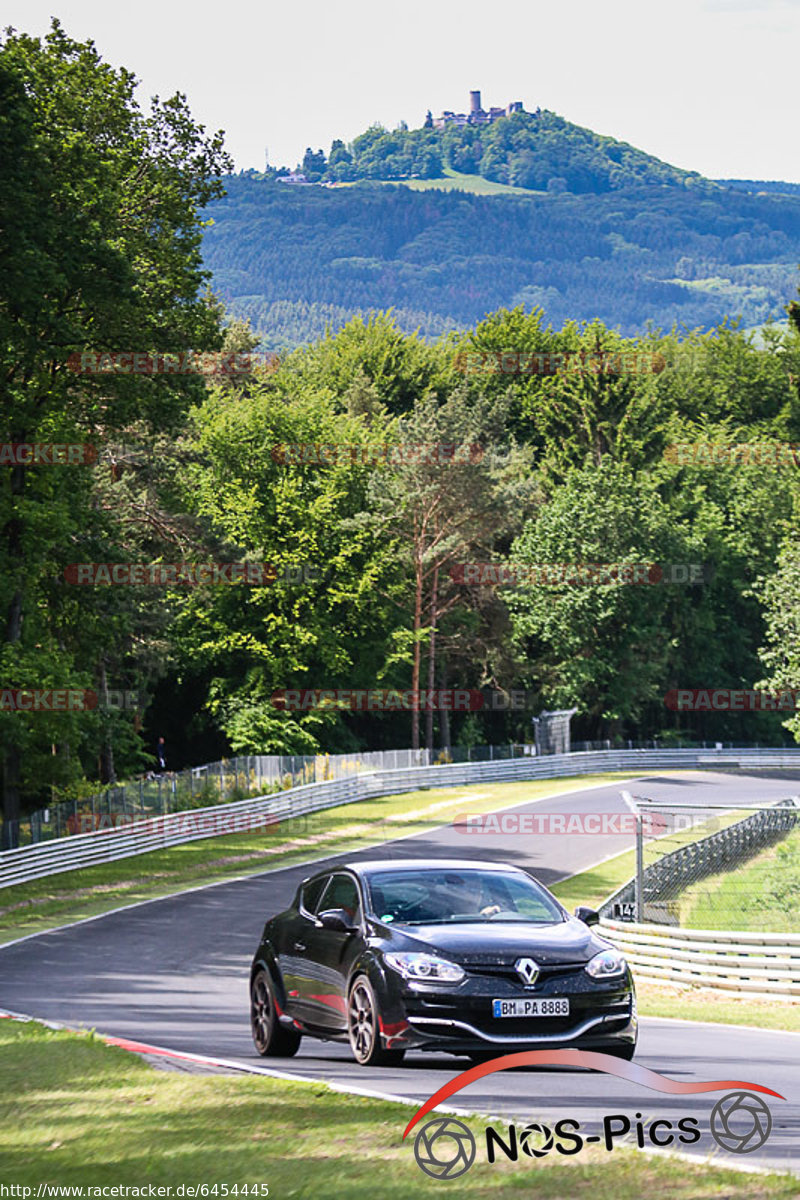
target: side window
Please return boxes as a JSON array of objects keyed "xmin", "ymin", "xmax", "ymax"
[
  {"xmin": 300, "ymin": 875, "xmax": 329, "ymax": 917},
  {"xmin": 319, "ymin": 874, "xmax": 362, "ymax": 924}
]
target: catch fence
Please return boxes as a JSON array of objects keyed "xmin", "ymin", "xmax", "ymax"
[
  {"xmin": 601, "ymin": 793, "xmax": 799, "ymax": 931},
  {"xmin": 3, "ymin": 745, "xmax": 800, "ymax": 890}
]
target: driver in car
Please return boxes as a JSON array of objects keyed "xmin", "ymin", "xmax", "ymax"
[{"xmin": 452, "ymin": 875, "xmax": 503, "ymax": 918}]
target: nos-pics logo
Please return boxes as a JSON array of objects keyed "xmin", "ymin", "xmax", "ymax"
[{"xmin": 403, "ymin": 1050, "xmax": 783, "ymax": 1180}]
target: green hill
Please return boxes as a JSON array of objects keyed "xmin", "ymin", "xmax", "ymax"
[
  {"xmin": 205, "ymin": 106, "xmax": 800, "ymax": 350},
  {"xmin": 203, "ymin": 172, "xmax": 800, "ymax": 350},
  {"xmin": 337, "ymin": 166, "xmax": 546, "ymax": 196},
  {"xmin": 289, "ymin": 107, "xmax": 710, "ymax": 196}
]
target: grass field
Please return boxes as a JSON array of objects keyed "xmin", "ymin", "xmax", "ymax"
[
  {"xmin": 679, "ymin": 826, "xmax": 800, "ymax": 932},
  {"xmin": 335, "ymin": 167, "xmax": 546, "ymax": 196},
  {"xmin": 0, "ymin": 1019, "xmax": 794, "ymax": 1198},
  {"xmin": 0, "ymin": 774, "xmax": 633, "ymax": 945}
]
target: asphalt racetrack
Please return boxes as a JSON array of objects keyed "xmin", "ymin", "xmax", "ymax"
[{"xmin": 1, "ymin": 771, "xmax": 798, "ymax": 1173}]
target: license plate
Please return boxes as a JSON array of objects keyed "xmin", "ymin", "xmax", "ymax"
[{"xmin": 492, "ymin": 997, "xmax": 570, "ymax": 1018}]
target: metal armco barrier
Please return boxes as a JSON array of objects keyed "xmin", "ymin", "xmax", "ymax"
[
  {"xmin": 598, "ymin": 918, "xmax": 800, "ymax": 1001},
  {"xmin": 3, "ymin": 746, "xmax": 800, "ymax": 890}
]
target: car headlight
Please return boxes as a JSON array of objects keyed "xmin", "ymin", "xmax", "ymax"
[
  {"xmin": 585, "ymin": 948, "xmax": 627, "ymax": 979},
  {"xmin": 385, "ymin": 952, "xmax": 465, "ymax": 983}
]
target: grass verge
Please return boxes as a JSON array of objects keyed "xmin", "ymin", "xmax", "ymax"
[
  {"xmin": 551, "ymin": 846, "xmax": 800, "ymax": 1033},
  {"xmin": 0, "ymin": 773, "xmax": 633, "ymax": 946},
  {"xmin": 0, "ymin": 1019, "xmax": 794, "ymax": 1197},
  {"xmin": 634, "ymin": 978, "xmax": 800, "ymax": 1032},
  {"xmin": 680, "ymin": 826, "xmax": 800, "ymax": 932}
]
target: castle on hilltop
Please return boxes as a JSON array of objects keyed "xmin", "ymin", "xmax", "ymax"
[{"xmin": 432, "ymin": 90, "xmax": 525, "ymax": 129}]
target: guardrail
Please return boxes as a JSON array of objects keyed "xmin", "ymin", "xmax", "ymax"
[
  {"xmin": 3, "ymin": 745, "xmax": 800, "ymax": 891},
  {"xmin": 13, "ymin": 743, "xmax": 546, "ymax": 847},
  {"xmin": 15, "ymin": 746, "xmax": 440, "ymax": 847},
  {"xmin": 600, "ymin": 798, "xmax": 799, "ymax": 924},
  {"xmin": 598, "ymin": 918, "xmax": 800, "ymax": 1001}
]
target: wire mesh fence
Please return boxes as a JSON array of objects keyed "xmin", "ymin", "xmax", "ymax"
[
  {"xmin": 602, "ymin": 794, "xmax": 799, "ymax": 932},
  {"xmin": 10, "ymin": 742, "xmax": 533, "ymax": 848}
]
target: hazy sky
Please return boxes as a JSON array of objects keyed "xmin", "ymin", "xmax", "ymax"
[{"xmin": 7, "ymin": 0, "xmax": 800, "ymax": 180}]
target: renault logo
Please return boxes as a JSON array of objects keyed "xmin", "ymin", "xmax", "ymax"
[{"xmin": 515, "ymin": 957, "xmax": 540, "ymax": 986}]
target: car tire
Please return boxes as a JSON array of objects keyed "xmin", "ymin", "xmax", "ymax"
[
  {"xmin": 251, "ymin": 968, "xmax": 301, "ymax": 1057},
  {"xmin": 347, "ymin": 975, "xmax": 405, "ymax": 1067}
]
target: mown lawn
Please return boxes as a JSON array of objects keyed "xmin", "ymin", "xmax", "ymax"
[
  {"xmin": 679, "ymin": 826, "xmax": 800, "ymax": 932},
  {"xmin": 0, "ymin": 774, "xmax": 632, "ymax": 944},
  {"xmin": 0, "ymin": 1020, "xmax": 795, "ymax": 1198}
]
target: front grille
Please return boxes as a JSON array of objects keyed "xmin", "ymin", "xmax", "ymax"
[{"xmin": 461, "ymin": 960, "xmax": 586, "ymax": 986}]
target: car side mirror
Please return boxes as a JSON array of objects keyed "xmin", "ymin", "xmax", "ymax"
[
  {"xmin": 574, "ymin": 905, "xmax": 600, "ymax": 926},
  {"xmin": 317, "ymin": 908, "xmax": 357, "ymax": 933}
]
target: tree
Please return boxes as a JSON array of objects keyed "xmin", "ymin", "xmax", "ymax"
[
  {"xmin": 328, "ymin": 138, "xmax": 352, "ymax": 168},
  {"xmin": 288, "ymin": 312, "xmax": 451, "ymax": 415},
  {"xmin": 168, "ymin": 377, "xmax": 404, "ymax": 754},
  {"xmin": 302, "ymin": 147, "xmax": 326, "ymax": 180},
  {"xmin": 522, "ymin": 321, "xmax": 674, "ymax": 480},
  {"xmin": 363, "ymin": 387, "xmax": 537, "ymax": 750},
  {"xmin": 757, "ymin": 529, "xmax": 800, "ymax": 743},
  {"xmin": 0, "ymin": 21, "xmax": 231, "ymax": 845},
  {"xmin": 507, "ymin": 461, "xmax": 683, "ymax": 737}
]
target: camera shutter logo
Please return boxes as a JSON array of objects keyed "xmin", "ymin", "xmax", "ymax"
[
  {"xmin": 710, "ymin": 1091, "xmax": 772, "ymax": 1154},
  {"xmin": 519, "ymin": 1121, "xmax": 555, "ymax": 1157},
  {"xmin": 413, "ymin": 1117, "xmax": 476, "ymax": 1179},
  {"xmin": 515, "ymin": 957, "xmax": 540, "ymax": 986}
]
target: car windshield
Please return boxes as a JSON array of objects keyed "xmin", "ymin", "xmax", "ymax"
[{"xmin": 365, "ymin": 869, "xmax": 564, "ymax": 925}]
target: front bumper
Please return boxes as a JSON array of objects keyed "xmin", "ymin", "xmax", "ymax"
[{"xmin": 379, "ymin": 966, "xmax": 636, "ymax": 1053}]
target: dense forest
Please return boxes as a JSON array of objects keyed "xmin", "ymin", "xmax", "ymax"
[
  {"xmin": 204, "ymin": 175, "xmax": 800, "ymax": 348},
  {"xmin": 4, "ymin": 23, "xmax": 800, "ymax": 847}
]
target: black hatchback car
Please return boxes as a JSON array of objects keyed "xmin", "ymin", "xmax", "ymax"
[{"xmin": 249, "ymin": 858, "xmax": 637, "ymax": 1066}]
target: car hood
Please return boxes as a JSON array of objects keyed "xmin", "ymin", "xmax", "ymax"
[{"xmin": 393, "ymin": 918, "xmax": 603, "ymax": 965}]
